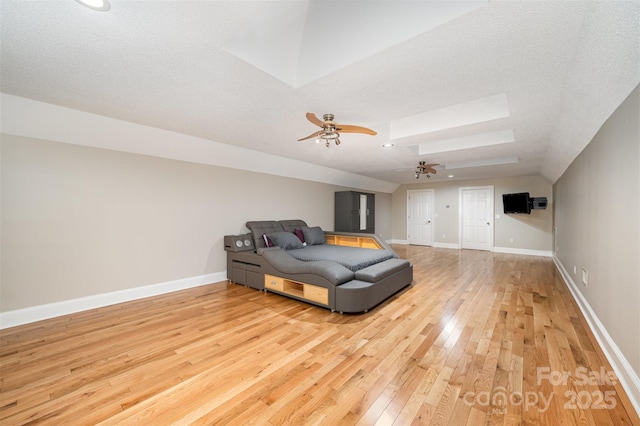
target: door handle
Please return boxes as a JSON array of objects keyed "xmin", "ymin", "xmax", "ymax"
[{"xmin": 486, "ymin": 222, "xmax": 490, "ymax": 225}]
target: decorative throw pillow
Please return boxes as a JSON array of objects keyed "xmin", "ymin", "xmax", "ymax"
[
  {"xmin": 262, "ymin": 233, "xmax": 274, "ymax": 247},
  {"xmin": 294, "ymin": 228, "xmax": 305, "ymax": 243},
  {"xmin": 302, "ymin": 226, "xmax": 326, "ymax": 245},
  {"xmin": 267, "ymin": 231, "xmax": 304, "ymax": 250}
]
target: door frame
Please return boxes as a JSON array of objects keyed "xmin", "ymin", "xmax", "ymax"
[
  {"xmin": 458, "ymin": 185, "xmax": 494, "ymax": 251},
  {"xmin": 406, "ymin": 189, "xmax": 435, "ymax": 246}
]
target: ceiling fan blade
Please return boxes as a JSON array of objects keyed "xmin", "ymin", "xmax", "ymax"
[
  {"xmin": 425, "ymin": 167, "xmax": 437, "ymax": 174},
  {"xmin": 298, "ymin": 130, "xmax": 322, "ymax": 141},
  {"xmin": 336, "ymin": 124, "xmax": 377, "ymax": 135},
  {"xmin": 306, "ymin": 112, "xmax": 325, "ymax": 128}
]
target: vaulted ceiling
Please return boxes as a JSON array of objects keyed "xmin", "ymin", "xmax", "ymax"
[{"xmin": 1, "ymin": 0, "xmax": 638, "ymax": 188}]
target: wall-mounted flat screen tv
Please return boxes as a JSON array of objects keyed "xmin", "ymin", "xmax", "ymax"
[{"xmin": 503, "ymin": 192, "xmax": 531, "ymax": 214}]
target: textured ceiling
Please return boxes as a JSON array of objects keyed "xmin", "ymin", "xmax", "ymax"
[{"xmin": 1, "ymin": 0, "xmax": 638, "ymax": 186}]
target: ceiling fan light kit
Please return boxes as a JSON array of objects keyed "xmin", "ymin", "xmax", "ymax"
[{"xmin": 299, "ymin": 112, "xmax": 376, "ymax": 147}]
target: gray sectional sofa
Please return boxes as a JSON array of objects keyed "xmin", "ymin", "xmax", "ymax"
[{"xmin": 225, "ymin": 219, "xmax": 413, "ymax": 313}]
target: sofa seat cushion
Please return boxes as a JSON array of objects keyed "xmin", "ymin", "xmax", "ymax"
[
  {"xmin": 287, "ymin": 245, "xmax": 396, "ymax": 272},
  {"xmin": 354, "ymin": 258, "xmax": 411, "ymax": 283}
]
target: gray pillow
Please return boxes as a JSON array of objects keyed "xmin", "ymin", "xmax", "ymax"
[
  {"xmin": 267, "ymin": 231, "xmax": 304, "ymax": 250},
  {"xmin": 302, "ymin": 226, "xmax": 326, "ymax": 245}
]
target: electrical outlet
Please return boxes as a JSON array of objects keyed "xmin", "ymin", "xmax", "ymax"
[
  {"xmin": 509, "ymin": 238, "xmax": 514, "ymax": 243},
  {"xmin": 582, "ymin": 268, "xmax": 588, "ymax": 287}
]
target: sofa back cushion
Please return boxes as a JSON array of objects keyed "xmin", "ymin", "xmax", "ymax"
[
  {"xmin": 246, "ymin": 221, "xmax": 285, "ymax": 249},
  {"xmin": 267, "ymin": 231, "xmax": 304, "ymax": 250},
  {"xmin": 302, "ymin": 226, "xmax": 326, "ymax": 245},
  {"xmin": 246, "ymin": 220, "xmax": 309, "ymax": 249},
  {"xmin": 279, "ymin": 219, "xmax": 308, "ymax": 233}
]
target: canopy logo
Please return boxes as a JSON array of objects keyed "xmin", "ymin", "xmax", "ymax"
[{"xmin": 462, "ymin": 387, "xmax": 553, "ymax": 413}]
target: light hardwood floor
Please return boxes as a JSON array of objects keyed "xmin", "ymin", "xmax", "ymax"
[{"xmin": 1, "ymin": 246, "xmax": 638, "ymax": 425}]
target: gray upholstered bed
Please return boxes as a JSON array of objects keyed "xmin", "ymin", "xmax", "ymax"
[
  {"xmin": 287, "ymin": 245, "xmax": 396, "ymax": 272},
  {"xmin": 225, "ymin": 219, "xmax": 413, "ymax": 313}
]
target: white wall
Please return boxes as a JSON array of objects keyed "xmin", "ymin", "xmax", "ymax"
[
  {"xmin": 554, "ymin": 86, "xmax": 639, "ymax": 385},
  {"xmin": 391, "ymin": 175, "xmax": 553, "ymax": 254},
  {"xmin": 0, "ymin": 135, "xmax": 392, "ymax": 314}
]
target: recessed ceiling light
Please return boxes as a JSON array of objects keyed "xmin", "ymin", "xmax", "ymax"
[
  {"xmin": 382, "ymin": 143, "xmax": 394, "ymax": 147},
  {"xmin": 75, "ymin": 0, "xmax": 111, "ymax": 12},
  {"xmin": 448, "ymin": 175, "xmax": 455, "ymax": 178}
]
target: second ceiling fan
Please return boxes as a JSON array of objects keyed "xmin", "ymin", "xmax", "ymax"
[
  {"xmin": 298, "ymin": 112, "xmax": 377, "ymax": 147},
  {"xmin": 415, "ymin": 161, "xmax": 439, "ymax": 179}
]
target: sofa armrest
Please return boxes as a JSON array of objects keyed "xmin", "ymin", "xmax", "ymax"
[{"xmin": 258, "ymin": 247, "xmax": 353, "ymax": 286}]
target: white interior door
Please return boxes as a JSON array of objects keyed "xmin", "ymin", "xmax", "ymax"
[
  {"xmin": 460, "ymin": 186, "xmax": 494, "ymax": 251},
  {"xmin": 407, "ymin": 190, "xmax": 434, "ymax": 246}
]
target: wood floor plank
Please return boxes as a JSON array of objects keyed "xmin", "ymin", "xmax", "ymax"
[{"xmin": 1, "ymin": 247, "xmax": 638, "ymax": 425}]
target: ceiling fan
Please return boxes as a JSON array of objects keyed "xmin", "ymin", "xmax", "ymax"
[
  {"xmin": 415, "ymin": 161, "xmax": 439, "ymax": 179},
  {"xmin": 298, "ymin": 112, "xmax": 377, "ymax": 147}
]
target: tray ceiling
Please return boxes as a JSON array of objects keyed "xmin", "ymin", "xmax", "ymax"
[{"xmin": 1, "ymin": 0, "xmax": 638, "ymax": 187}]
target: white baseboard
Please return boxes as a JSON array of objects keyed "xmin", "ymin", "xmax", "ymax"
[
  {"xmin": 493, "ymin": 246, "xmax": 552, "ymax": 257},
  {"xmin": 0, "ymin": 271, "xmax": 227, "ymax": 330},
  {"xmin": 389, "ymin": 242, "xmax": 551, "ymax": 255},
  {"xmin": 388, "ymin": 240, "xmax": 460, "ymax": 249},
  {"xmin": 433, "ymin": 242, "xmax": 460, "ymax": 249},
  {"xmin": 388, "ymin": 239, "xmax": 409, "ymax": 245},
  {"xmin": 553, "ymin": 256, "xmax": 640, "ymax": 416}
]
